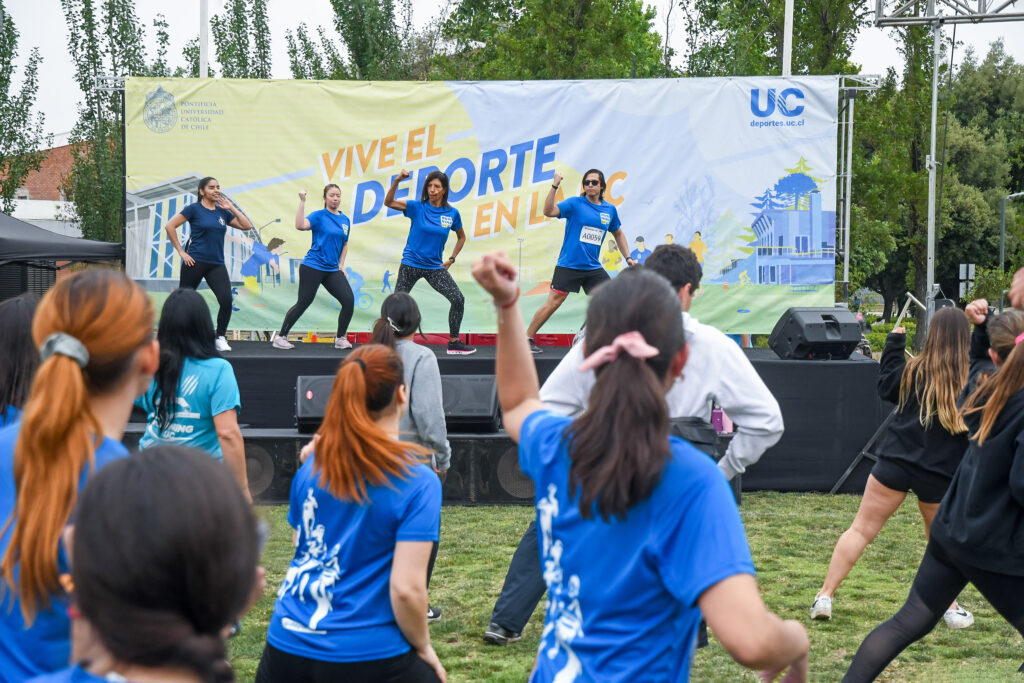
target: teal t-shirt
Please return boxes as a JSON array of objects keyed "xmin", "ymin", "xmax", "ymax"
[{"xmin": 136, "ymin": 357, "xmax": 241, "ymax": 460}]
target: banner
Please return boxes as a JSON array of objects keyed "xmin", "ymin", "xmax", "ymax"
[{"xmin": 125, "ymin": 76, "xmax": 838, "ymax": 334}]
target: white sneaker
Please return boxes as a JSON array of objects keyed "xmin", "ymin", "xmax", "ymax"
[
  {"xmin": 215, "ymin": 336, "xmax": 232, "ymax": 352},
  {"xmin": 272, "ymin": 335, "xmax": 294, "ymax": 350},
  {"xmin": 944, "ymin": 607, "xmax": 974, "ymax": 629},
  {"xmin": 810, "ymin": 595, "xmax": 832, "ymax": 620},
  {"xmin": 334, "ymin": 337, "xmax": 353, "ymax": 350}
]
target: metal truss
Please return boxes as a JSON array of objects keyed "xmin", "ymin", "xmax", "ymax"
[{"xmin": 876, "ymin": 0, "xmax": 1024, "ymax": 25}]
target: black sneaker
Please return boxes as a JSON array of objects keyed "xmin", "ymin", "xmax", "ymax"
[
  {"xmin": 529, "ymin": 338, "xmax": 543, "ymax": 354},
  {"xmin": 483, "ymin": 622, "xmax": 522, "ymax": 646},
  {"xmin": 427, "ymin": 605, "xmax": 442, "ymax": 623},
  {"xmin": 447, "ymin": 339, "xmax": 477, "ymax": 355}
]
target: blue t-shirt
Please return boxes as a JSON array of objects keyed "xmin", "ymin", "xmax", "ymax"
[
  {"xmin": 136, "ymin": 357, "xmax": 240, "ymax": 461},
  {"xmin": 240, "ymin": 243, "xmax": 279, "ymax": 277},
  {"xmin": 0, "ymin": 405, "xmax": 18, "ymax": 428},
  {"xmin": 555, "ymin": 197, "xmax": 621, "ymax": 271},
  {"xmin": 0, "ymin": 423, "xmax": 129, "ymax": 682},
  {"xmin": 267, "ymin": 456, "xmax": 441, "ymax": 662},
  {"xmin": 400, "ymin": 200, "xmax": 462, "ymax": 270},
  {"xmin": 26, "ymin": 664, "xmax": 107, "ymax": 683},
  {"xmin": 630, "ymin": 247, "xmax": 651, "ymax": 265},
  {"xmin": 520, "ymin": 410, "xmax": 754, "ymax": 683},
  {"xmin": 303, "ymin": 209, "xmax": 352, "ymax": 272},
  {"xmin": 179, "ymin": 202, "xmax": 235, "ymax": 266}
]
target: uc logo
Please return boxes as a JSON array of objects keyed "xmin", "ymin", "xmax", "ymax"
[{"xmin": 750, "ymin": 88, "xmax": 805, "ymax": 118}]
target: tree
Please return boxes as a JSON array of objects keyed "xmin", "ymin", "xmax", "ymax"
[
  {"xmin": 773, "ymin": 172, "xmax": 817, "ymax": 211},
  {"xmin": 0, "ymin": 0, "xmax": 50, "ymax": 213},
  {"xmin": 211, "ymin": 0, "xmax": 272, "ymax": 79}
]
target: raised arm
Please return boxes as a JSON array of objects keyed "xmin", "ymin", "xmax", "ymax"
[
  {"xmin": 471, "ymin": 252, "xmax": 544, "ymax": 442},
  {"xmin": 295, "ymin": 191, "xmax": 312, "ymax": 230},
  {"xmin": 877, "ymin": 329, "xmax": 908, "ymax": 404},
  {"xmin": 543, "ymin": 171, "xmax": 563, "ymax": 218},
  {"xmin": 385, "ymin": 169, "xmax": 411, "ymax": 212},
  {"xmin": 218, "ymin": 196, "xmax": 253, "ymax": 231},
  {"xmin": 163, "ymin": 213, "xmax": 194, "ymax": 267}
]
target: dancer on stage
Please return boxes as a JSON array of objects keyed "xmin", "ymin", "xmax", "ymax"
[
  {"xmin": 273, "ymin": 186, "xmax": 356, "ymax": 351},
  {"xmin": 164, "ymin": 176, "xmax": 253, "ymax": 352},
  {"xmin": 811, "ymin": 307, "xmax": 973, "ymax": 628},
  {"xmin": 526, "ymin": 169, "xmax": 635, "ymax": 353},
  {"xmin": 385, "ymin": 169, "xmax": 475, "ymax": 356},
  {"xmin": 844, "ymin": 306, "xmax": 1024, "ymax": 681}
]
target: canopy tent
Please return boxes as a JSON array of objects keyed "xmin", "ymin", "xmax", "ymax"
[{"xmin": 0, "ymin": 212, "xmax": 121, "ymax": 266}]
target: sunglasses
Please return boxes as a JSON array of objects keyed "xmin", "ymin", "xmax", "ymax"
[{"xmin": 582, "ymin": 179, "xmax": 601, "ymax": 187}]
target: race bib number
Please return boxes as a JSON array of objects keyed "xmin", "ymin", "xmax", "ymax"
[{"xmin": 579, "ymin": 225, "xmax": 604, "ymax": 246}]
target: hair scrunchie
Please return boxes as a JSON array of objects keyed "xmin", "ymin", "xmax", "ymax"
[
  {"xmin": 578, "ymin": 331, "xmax": 658, "ymax": 372},
  {"xmin": 39, "ymin": 332, "xmax": 89, "ymax": 368}
]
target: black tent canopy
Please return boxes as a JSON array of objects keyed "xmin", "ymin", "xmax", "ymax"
[{"xmin": 0, "ymin": 212, "xmax": 121, "ymax": 266}]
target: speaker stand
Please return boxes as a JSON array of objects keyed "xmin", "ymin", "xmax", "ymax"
[{"xmin": 829, "ymin": 407, "xmax": 897, "ymax": 494}]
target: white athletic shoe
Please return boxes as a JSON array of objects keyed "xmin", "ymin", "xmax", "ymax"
[
  {"xmin": 215, "ymin": 336, "xmax": 232, "ymax": 352},
  {"xmin": 810, "ymin": 595, "xmax": 832, "ymax": 620},
  {"xmin": 334, "ymin": 337, "xmax": 353, "ymax": 350},
  {"xmin": 944, "ymin": 607, "xmax": 974, "ymax": 629},
  {"xmin": 272, "ymin": 335, "xmax": 294, "ymax": 350}
]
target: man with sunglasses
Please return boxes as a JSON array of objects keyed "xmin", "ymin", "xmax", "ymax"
[{"xmin": 525, "ymin": 169, "xmax": 636, "ymax": 353}]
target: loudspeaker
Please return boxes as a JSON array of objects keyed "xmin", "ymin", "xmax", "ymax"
[
  {"xmin": 441, "ymin": 375, "xmax": 501, "ymax": 433},
  {"xmin": 445, "ymin": 435, "xmax": 534, "ymax": 504},
  {"xmin": 768, "ymin": 307, "xmax": 861, "ymax": 360},
  {"xmin": 295, "ymin": 375, "xmax": 335, "ymax": 433}
]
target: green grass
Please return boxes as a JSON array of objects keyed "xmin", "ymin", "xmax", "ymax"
[{"xmin": 229, "ymin": 493, "xmax": 1023, "ymax": 681}]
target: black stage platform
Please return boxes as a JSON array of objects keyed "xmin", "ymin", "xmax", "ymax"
[{"xmin": 191, "ymin": 342, "xmax": 886, "ymax": 500}]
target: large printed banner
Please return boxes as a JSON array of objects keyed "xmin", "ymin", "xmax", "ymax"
[{"xmin": 125, "ymin": 76, "xmax": 838, "ymax": 334}]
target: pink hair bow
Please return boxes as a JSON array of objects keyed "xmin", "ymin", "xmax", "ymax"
[
  {"xmin": 1015, "ymin": 332, "xmax": 1024, "ymax": 346},
  {"xmin": 578, "ymin": 331, "xmax": 659, "ymax": 372}
]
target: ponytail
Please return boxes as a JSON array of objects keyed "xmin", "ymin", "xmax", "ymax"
[
  {"xmin": 1, "ymin": 269, "xmax": 154, "ymax": 622},
  {"xmin": 369, "ymin": 293, "xmax": 422, "ymax": 349},
  {"xmin": 566, "ymin": 269, "xmax": 684, "ymax": 521},
  {"xmin": 315, "ymin": 345, "xmax": 428, "ymax": 502},
  {"xmin": 961, "ymin": 309, "xmax": 1024, "ymax": 444},
  {"xmin": 897, "ymin": 306, "xmax": 969, "ymax": 434}
]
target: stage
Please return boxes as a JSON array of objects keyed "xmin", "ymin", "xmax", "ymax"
[{"xmin": 124, "ymin": 341, "xmax": 889, "ymax": 503}]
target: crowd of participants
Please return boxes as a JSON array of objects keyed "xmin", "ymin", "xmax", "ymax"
[{"xmin": 0, "ymin": 172, "xmax": 1023, "ymax": 681}]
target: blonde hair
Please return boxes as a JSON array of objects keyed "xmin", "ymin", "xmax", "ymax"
[{"xmin": 897, "ymin": 307, "xmax": 970, "ymax": 434}]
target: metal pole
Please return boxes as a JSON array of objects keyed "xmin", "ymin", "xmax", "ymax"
[
  {"xmin": 925, "ymin": 21, "xmax": 941, "ymax": 318},
  {"xmin": 783, "ymin": 0, "xmax": 794, "ymax": 76},
  {"xmin": 1003, "ymin": 191, "xmax": 1024, "ymax": 273},
  {"xmin": 837, "ymin": 90, "xmax": 847, "ymax": 295},
  {"xmin": 844, "ymin": 94, "xmax": 855, "ymax": 300},
  {"xmin": 199, "ymin": 0, "xmax": 209, "ymax": 78}
]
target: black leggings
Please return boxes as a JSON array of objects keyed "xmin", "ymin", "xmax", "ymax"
[
  {"xmin": 256, "ymin": 642, "xmax": 441, "ymax": 683},
  {"xmin": 394, "ymin": 265, "xmax": 464, "ymax": 338},
  {"xmin": 179, "ymin": 260, "xmax": 233, "ymax": 337},
  {"xmin": 279, "ymin": 265, "xmax": 355, "ymax": 337},
  {"xmin": 844, "ymin": 540, "xmax": 1024, "ymax": 682}
]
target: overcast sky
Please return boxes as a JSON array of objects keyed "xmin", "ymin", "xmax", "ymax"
[{"xmin": 6, "ymin": 0, "xmax": 1024, "ymax": 142}]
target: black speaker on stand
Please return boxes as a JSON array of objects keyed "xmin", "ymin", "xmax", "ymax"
[{"xmin": 768, "ymin": 307, "xmax": 861, "ymax": 360}]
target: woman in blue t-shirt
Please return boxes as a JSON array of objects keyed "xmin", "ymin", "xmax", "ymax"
[
  {"xmin": 0, "ymin": 269, "xmax": 159, "ymax": 682},
  {"xmin": 136, "ymin": 288, "xmax": 250, "ymax": 502},
  {"xmin": 526, "ymin": 168, "xmax": 636, "ymax": 354},
  {"xmin": 384, "ymin": 169, "xmax": 475, "ymax": 356},
  {"xmin": 163, "ymin": 176, "xmax": 254, "ymax": 352},
  {"xmin": 0, "ymin": 294, "xmax": 39, "ymax": 427},
  {"xmin": 257, "ymin": 345, "xmax": 445, "ymax": 683},
  {"xmin": 26, "ymin": 447, "xmax": 262, "ymax": 683},
  {"xmin": 471, "ymin": 253, "xmax": 809, "ymax": 682},
  {"xmin": 273, "ymin": 185, "xmax": 356, "ymax": 351}
]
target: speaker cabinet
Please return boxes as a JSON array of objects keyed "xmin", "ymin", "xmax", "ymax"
[
  {"xmin": 295, "ymin": 375, "xmax": 336, "ymax": 433},
  {"xmin": 769, "ymin": 307, "xmax": 861, "ymax": 360},
  {"xmin": 445, "ymin": 436, "xmax": 534, "ymax": 505},
  {"xmin": 440, "ymin": 375, "xmax": 501, "ymax": 433}
]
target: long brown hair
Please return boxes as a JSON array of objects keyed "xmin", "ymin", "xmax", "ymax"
[
  {"xmin": 898, "ymin": 307, "xmax": 969, "ymax": 434},
  {"xmin": 1, "ymin": 269, "xmax": 154, "ymax": 622},
  {"xmin": 568, "ymin": 269, "xmax": 685, "ymax": 521},
  {"xmin": 314, "ymin": 345, "xmax": 428, "ymax": 502},
  {"xmin": 961, "ymin": 309, "xmax": 1024, "ymax": 444}
]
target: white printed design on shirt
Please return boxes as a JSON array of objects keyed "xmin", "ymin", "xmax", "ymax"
[
  {"xmin": 278, "ymin": 488, "xmax": 342, "ymax": 634},
  {"xmin": 440, "ymin": 215, "xmax": 454, "ymax": 228},
  {"xmin": 148, "ymin": 374, "xmax": 201, "ymax": 440},
  {"xmin": 538, "ymin": 483, "xmax": 584, "ymax": 683},
  {"xmin": 599, "ymin": 212, "xmax": 611, "ymax": 226},
  {"xmin": 578, "ymin": 225, "xmax": 604, "ymax": 246}
]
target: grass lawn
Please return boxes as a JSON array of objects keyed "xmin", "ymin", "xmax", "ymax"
[{"xmin": 229, "ymin": 492, "xmax": 1023, "ymax": 681}]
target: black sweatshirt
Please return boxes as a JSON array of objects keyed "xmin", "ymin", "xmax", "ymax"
[
  {"xmin": 873, "ymin": 333, "xmax": 968, "ymax": 479},
  {"xmin": 932, "ymin": 387, "xmax": 1024, "ymax": 576}
]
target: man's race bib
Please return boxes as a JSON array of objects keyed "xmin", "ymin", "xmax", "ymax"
[{"xmin": 579, "ymin": 225, "xmax": 604, "ymax": 246}]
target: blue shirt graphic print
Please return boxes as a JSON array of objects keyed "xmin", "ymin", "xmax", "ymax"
[
  {"xmin": 240, "ymin": 243, "xmax": 278, "ymax": 277},
  {"xmin": 136, "ymin": 357, "xmax": 240, "ymax": 461},
  {"xmin": 519, "ymin": 410, "xmax": 755, "ymax": 683},
  {"xmin": 555, "ymin": 197, "xmax": 621, "ymax": 271},
  {"xmin": 179, "ymin": 202, "xmax": 235, "ymax": 266},
  {"xmin": 267, "ymin": 457, "xmax": 441, "ymax": 662},
  {"xmin": 303, "ymin": 209, "xmax": 351, "ymax": 272},
  {"xmin": 401, "ymin": 200, "xmax": 462, "ymax": 269}
]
